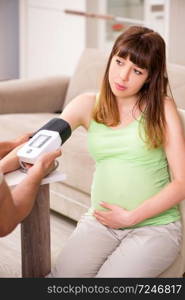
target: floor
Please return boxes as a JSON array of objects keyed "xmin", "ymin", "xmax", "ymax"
[{"xmin": 0, "ymin": 211, "xmax": 77, "ymax": 278}]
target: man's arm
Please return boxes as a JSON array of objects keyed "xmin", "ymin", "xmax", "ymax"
[
  {"xmin": 0, "ymin": 141, "xmax": 16, "ymax": 158},
  {"xmin": 0, "ymin": 133, "xmax": 33, "ymax": 159},
  {"xmin": 0, "ymin": 149, "xmax": 61, "ymax": 237},
  {"xmin": 0, "ymin": 144, "xmax": 22, "ymax": 174},
  {"xmin": 0, "ymin": 175, "xmax": 41, "ymax": 236}
]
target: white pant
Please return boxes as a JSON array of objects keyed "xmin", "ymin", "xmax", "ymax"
[{"xmin": 50, "ymin": 215, "xmax": 182, "ymax": 278}]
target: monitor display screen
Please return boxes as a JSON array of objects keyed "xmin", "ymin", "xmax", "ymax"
[{"xmin": 29, "ymin": 134, "xmax": 51, "ymax": 148}]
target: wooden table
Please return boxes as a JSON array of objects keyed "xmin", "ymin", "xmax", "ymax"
[{"xmin": 5, "ymin": 169, "xmax": 66, "ymax": 278}]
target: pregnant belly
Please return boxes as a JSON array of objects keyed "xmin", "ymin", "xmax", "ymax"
[{"xmin": 91, "ymin": 160, "xmax": 170, "ymax": 211}]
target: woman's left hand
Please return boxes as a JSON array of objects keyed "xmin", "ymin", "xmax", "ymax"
[{"xmin": 93, "ymin": 202, "xmax": 134, "ymax": 229}]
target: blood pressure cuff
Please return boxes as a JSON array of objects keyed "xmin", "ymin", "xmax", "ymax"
[{"xmin": 35, "ymin": 118, "xmax": 72, "ymax": 144}]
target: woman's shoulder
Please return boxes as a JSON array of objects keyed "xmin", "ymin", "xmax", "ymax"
[
  {"xmin": 72, "ymin": 92, "xmax": 97, "ymax": 129},
  {"xmin": 64, "ymin": 92, "xmax": 97, "ymax": 115},
  {"xmin": 164, "ymin": 96, "xmax": 179, "ymax": 118},
  {"xmin": 163, "ymin": 96, "xmax": 184, "ymax": 134},
  {"xmin": 77, "ymin": 92, "xmax": 97, "ymax": 106},
  {"xmin": 60, "ymin": 92, "xmax": 97, "ymax": 130},
  {"xmin": 69, "ymin": 92, "xmax": 96, "ymax": 110},
  {"xmin": 78, "ymin": 91, "xmax": 97, "ymax": 112}
]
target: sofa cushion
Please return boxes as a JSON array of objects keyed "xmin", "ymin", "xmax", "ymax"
[
  {"xmin": 64, "ymin": 48, "xmax": 109, "ymax": 106},
  {"xmin": 172, "ymin": 84, "xmax": 185, "ymax": 109},
  {"xmin": 0, "ymin": 113, "xmax": 55, "ymax": 141},
  {"xmin": 167, "ymin": 64, "xmax": 185, "ymax": 109},
  {"xmin": 167, "ymin": 64, "xmax": 185, "ymax": 89},
  {"xmin": 0, "ymin": 76, "xmax": 69, "ymax": 114}
]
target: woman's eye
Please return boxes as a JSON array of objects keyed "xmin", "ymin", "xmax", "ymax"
[
  {"xmin": 115, "ymin": 59, "xmax": 123, "ymax": 65},
  {"xmin": 134, "ymin": 69, "xmax": 142, "ymax": 75}
]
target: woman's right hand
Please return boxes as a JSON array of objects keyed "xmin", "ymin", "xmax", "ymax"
[{"xmin": 27, "ymin": 149, "xmax": 62, "ymax": 180}]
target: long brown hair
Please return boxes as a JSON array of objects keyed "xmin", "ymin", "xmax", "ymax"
[{"xmin": 93, "ymin": 26, "xmax": 169, "ymax": 148}]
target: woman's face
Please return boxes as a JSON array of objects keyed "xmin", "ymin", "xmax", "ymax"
[{"xmin": 108, "ymin": 55, "xmax": 149, "ymax": 100}]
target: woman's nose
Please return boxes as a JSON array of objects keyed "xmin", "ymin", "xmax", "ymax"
[{"xmin": 120, "ymin": 68, "xmax": 130, "ymax": 81}]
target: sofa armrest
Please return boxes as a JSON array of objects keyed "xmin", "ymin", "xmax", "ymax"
[{"xmin": 0, "ymin": 76, "xmax": 70, "ymax": 114}]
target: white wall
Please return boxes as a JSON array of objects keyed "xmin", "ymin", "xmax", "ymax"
[
  {"xmin": 0, "ymin": 0, "xmax": 19, "ymax": 80},
  {"xmin": 168, "ymin": 0, "xmax": 185, "ymax": 65},
  {"xmin": 20, "ymin": 0, "xmax": 86, "ymax": 78}
]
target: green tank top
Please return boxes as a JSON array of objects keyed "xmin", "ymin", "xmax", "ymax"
[{"xmin": 87, "ymin": 105, "xmax": 180, "ymax": 228}]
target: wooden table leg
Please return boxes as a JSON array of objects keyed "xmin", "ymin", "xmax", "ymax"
[{"xmin": 21, "ymin": 184, "xmax": 51, "ymax": 277}]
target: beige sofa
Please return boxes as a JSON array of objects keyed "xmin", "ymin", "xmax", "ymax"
[{"xmin": 0, "ymin": 48, "xmax": 185, "ymax": 277}]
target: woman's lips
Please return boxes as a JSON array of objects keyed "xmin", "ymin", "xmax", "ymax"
[{"xmin": 114, "ymin": 82, "xmax": 127, "ymax": 91}]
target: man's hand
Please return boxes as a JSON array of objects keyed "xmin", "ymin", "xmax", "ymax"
[
  {"xmin": 13, "ymin": 132, "xmax": 33, "ymax": 147},
  {"xmin": 0, "ymin": 144, "xmax": 23, "ymax": 174},
  {"xmin": 27, "ymin": 149, "xmax": 62, "ymax": 181},
  {"xmin": 0, "ymin": 132, "xmax": 33, "ymax": 159}
]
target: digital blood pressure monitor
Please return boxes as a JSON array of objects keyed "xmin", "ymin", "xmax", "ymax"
[
  {"xmin": 17, "ymin": 129, "xmax": 61, "ymax": 165},
  {"xmin": 17, "ymin": 118, "xmax": 71, "ymax": 165}
]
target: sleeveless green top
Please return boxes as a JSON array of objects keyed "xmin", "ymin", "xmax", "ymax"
[{"xmin": 87, "ymin": 107, "xmax": 180, "ymax": 228}]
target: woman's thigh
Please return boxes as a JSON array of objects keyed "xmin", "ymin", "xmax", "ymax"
[
  {"xmin": 50, "ymin": 216, "xmax": 119, "ymax": 277},
  {"xmin": 96, "ymin": 221, "xmax": 182, "ymax": 278}
]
